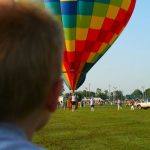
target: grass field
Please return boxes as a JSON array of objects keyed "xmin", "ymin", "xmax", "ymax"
[{"xmin": 33, "ymin": 105, "xmax": 150, "ymax": 150}]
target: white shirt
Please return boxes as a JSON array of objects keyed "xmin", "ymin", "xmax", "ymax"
[
  {"xmin": 72, "ymin": 95, "xmax": 76, "ymax": 102},
  {"xmin": 90, "ymin": 98, "xmax": 94, "ymax": 105},
  {"xmin": 117, "ymin": 99, "xmax": 120, "ymax": 104}
]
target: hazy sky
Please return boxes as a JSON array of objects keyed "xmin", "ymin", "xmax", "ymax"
[{"xmin": 64, "ymin": 0, "xmax": 150, "ymax": 95}]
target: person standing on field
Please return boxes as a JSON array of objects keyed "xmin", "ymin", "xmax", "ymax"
[
  {"xmin": 90, "ymin": 96, "xmax": 95, "ymax": 111},
  {"xmin": 71, "ymin": 93, "xmax": 76, "ymax": 112},
  {"xmin": 117, "ymin": 99, "xmax": 122, "ymax": 110}
]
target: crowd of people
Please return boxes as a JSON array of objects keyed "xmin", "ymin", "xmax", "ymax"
[
  {"xmin": 57, "ymin": 94, "xmax": 98, "ymax": 112},
  {"xmin": 57, "ymin": 94, "xmax": 144, "ymax": 112}
]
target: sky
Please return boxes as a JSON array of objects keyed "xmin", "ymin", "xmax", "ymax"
[{"xmin": 64, "ymin": 0, "xmax": 150, "ymax": 95}]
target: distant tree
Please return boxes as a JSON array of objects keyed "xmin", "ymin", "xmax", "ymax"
[
  {"xmin": 145, "ymin": 88, "xmax": 150, "ymax": 99},
  {"xmin": 131, "ymin": 89, "xmax": 143, "ymax": 99},
  {"xmin": 110, "ymin": 92, "xmax": 113, "ymax": 101},
  {"xmin": 115, "ymin": 90, "xmax": 123, "ymax": 100},
  {"xmin": 95, "ymin": 88, "xmax": 108, "ymax": 100},
  {"xmin": 95, "ymin": 88, "xmax": 102, "ymax": 97},
  {"xmin": 125, "ymin": 95, "xmax": 133, "ymax": 99},
  {"xmin": 76, "ymin": 91, "xmax": 83, "ymax": 101},
  {"xmin": 64, "ymin": 92, "xmax": 71, "ymax": 99},
  {"xmin": 90, "ymin": 91, "xmax": 95, "ymax": 98},
  {"xmin": 104, "ymin": 90, "xmax": 109, "ymax": 99},
  {"xmin": 100, "ymin": 92, "xmax": 107, "ymax": 100},
  {"xmin": 104, "ymin": 90, "xmax": 108, "ymax": 95},
  {"xmin": 82, "ymin": 90, "xmax": 87, "ymax": 98}
]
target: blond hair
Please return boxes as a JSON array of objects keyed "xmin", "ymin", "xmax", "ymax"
[{"xmin": 0, "ymin": 2, "xmax": 64, "ymax": 120}]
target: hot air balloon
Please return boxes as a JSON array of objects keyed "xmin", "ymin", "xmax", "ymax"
[
  {"xmin": 17, "ymin": 0, "xmax": 136, "ymax": 92},
  {"xmin": 43, "ymin": 0, "xmax": 136, "ymax": 92}
]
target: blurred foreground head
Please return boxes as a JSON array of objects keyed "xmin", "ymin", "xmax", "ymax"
[
  {"xmin": 0, "ymin": 0, "xmax": 13, "ymax": 4},
  {"xmin": 0, "ymin": 2, "xmax": 64, "ymax": 121}
]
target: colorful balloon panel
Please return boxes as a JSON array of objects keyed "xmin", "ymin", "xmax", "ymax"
[{"xmin": 44, "ymin": 0, "xmax": 136, "ymax": 91}]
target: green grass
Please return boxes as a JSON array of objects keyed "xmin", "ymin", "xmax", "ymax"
[{"xmin": 33, "ymin": 105, "xmax": 150, "ymax": 150}]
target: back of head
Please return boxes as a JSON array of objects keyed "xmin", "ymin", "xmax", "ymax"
[{"xmin": 0, "ymin": 2, "xmax": 64, "ymax": 121}]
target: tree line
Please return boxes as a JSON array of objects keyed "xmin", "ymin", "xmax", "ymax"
[{"xmin": 62, "ymin": 88, "xmax": 150, "ymax": 102}]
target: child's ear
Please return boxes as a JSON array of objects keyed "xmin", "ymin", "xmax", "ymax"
[{"xmin": 47, "ymin": 78, "xmax": 63, "ymax": 112}]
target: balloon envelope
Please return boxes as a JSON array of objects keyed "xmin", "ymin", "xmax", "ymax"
[{"xmin": 27, "ymin": 0, "xmax": 135, "ymax": 91}]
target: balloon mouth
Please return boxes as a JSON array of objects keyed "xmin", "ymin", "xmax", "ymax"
[
  {"xmin": 62, "ymin": 71, "xmax": 86, "ymax": 91},
  {"xmin": 76, "ymin": 73, "xmax": 86, "ymax": 90}
]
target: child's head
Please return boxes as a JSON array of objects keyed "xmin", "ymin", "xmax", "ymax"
[
  {"xmin": 0, "ymin": 0, "xmax": 13, "ymax": 4},
  {"xmin": 0, "ymin": 2, "xmax": 64, "ymax": 121}
]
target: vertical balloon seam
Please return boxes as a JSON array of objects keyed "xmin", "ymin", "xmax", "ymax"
[
  {"xmin": 87, "ymin": 1, "xmax": 120, "ymax": 70},
  {"xmin": 75, "ymin": 0, "xmax": 94, "ymax": 90},
  {"xmin": 43, "ymin": 0, "xmax": 71, "ymax": 89},
  {"xmin": 81, "ymin": 1, "xmax": 110, "ymax": 77},
  {"xmin": 89, "ymin": 1, "xmax": 120, "ymax": 67},
  {"xmin": 84, "ymin": 0, "xmax": 135, "ymax": 75},
  {"xmin": 61, "ymin": 0, "xmax": 78, "ymax": 90},
  {"xmin": 60, "ymin": 0, "xmax": 72, "ymax": 90},
  {"xmin": 72, "ymin": 0, "xmax": 78, "ymax": 90}
]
